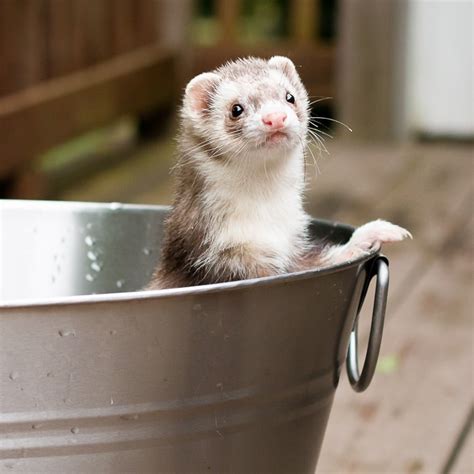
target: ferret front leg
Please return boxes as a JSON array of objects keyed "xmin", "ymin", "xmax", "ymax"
[{"xmin": 322, "ymin": 219, "xmax": 412, "ymax": 266}]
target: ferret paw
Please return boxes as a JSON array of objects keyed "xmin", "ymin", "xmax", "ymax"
[
  {"xmin": 325, "ymin": 220, "xmax": 412, "ymax": 265},
  {"xmin": 349, "ymin": 219, "xmax": 412, "ymax": 254}
]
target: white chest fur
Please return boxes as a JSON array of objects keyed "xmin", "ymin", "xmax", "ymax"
[{"xmin": 197, "ymin": 147, "xmax": 309, "ymax": 271}]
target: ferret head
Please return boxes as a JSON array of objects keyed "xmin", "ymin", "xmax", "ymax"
[{"xmin": 181, "ymin": 56, "xmax": 309, "ymax": 163}]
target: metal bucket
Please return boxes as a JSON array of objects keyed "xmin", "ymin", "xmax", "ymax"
[{"xmin": 0, "ymin": 200, "xmax": 389, "ymax": 473}]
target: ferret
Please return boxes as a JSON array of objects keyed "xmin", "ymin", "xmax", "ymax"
[{"xmin": 147, "ymin": 56, "xmax": 411, "ymax": 290}]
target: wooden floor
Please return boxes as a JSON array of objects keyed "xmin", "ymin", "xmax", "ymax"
[{"xmin": 60, "ymin": 137, "xmax": 473, "ymax": 474}]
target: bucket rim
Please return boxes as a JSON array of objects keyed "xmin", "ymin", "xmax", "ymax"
[{"xmin": 0, "ymin": 199, "xmax": 377, "ymax": 309}]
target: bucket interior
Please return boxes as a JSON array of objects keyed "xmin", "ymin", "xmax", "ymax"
[{"xmin": 0, "ymin": 200, "xmax": 352, "ymax": 302}]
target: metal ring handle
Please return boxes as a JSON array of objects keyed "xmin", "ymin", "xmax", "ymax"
[{"xmin": 346, "ymin": 256, "xmax": 389, "ymax": 392}]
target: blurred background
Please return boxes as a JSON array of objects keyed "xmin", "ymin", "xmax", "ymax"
[
  {"xmin": 0, "ymin": 0, "xmax": 472, "ymax": 472},
  {"xmin": 1, "ymin": 0, "xmax": 471, "ymax": 202}
]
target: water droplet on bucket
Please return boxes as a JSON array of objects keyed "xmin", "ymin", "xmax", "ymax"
[
  {"xmin": 116, "ymin": 279, "xmax": 124, "ymax": 288},
  {"xmin": 87, "ymin": 251, "xmax": 97, "ymax": 261},
  {"xmin": 32, "ymin": 423, "xmax": 42, "ymax": 430},
  {"xmin": 86, "ymin": 222, "xmax": 93, "ymax": 230},
  {"xmin": 110, "ymin": 398, "xmax": 114, "ymax": 405},
  {"xmin": 91, "ymin": 262, "xmax": 101, "ymax": 272},
  {"xmin": 9, "ymin": 372, "xmax": 19, "ymax": 381},
  {"xmin": 58, "ymin": 330, "xmax": 75, "ymax": 337},
  {"xmin": 143, "ymin": 248, "xmax": 151, "ymax": 255},
  {"xmin": 71, "ymin": 427, "xmax": 79, "ymax": 434},
  {"xmin": 110, "ymin": 202, "xmax": 122, "ymax": 211},
  {"xmin": 84, "ymin": 236, "xmax": 95, "ymax": 247},
  {"xmin": 85, "ymin": 273, "xmax": 94, "ymax": 282}
]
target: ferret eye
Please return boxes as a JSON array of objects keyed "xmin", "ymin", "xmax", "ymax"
[
  {"xmin": 231, "ymin": 104, "xmax": 244, "ymax": 118},
  {"xmin": 286, "ymin": 92, "xmax": 295, "ymax": 104}
]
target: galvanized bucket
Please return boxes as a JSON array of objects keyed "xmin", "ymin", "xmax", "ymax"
[{"xmin": 0, "ymin": 200, "xmax": 389, "ymax": 473}]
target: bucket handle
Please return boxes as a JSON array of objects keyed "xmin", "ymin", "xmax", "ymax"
[{"xmin": 346, "ymin": 256, "xmax": 389, "ymax": 392}]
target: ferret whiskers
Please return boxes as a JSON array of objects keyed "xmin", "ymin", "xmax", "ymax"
[{"xmin": 310, "ymin": 116, "xmax": 353, "ymax": 132}]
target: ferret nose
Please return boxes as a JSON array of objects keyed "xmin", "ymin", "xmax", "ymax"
[{"xmin": 262, "ymin": 112, "xmax": 287, "ymax": 130}]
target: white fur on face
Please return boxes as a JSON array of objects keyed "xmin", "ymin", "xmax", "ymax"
[
  {"xmin": 245, "ymin": 98, "xmax": 302, "ymax": 150},
  {"xmin": 184, "ymin": 68, "xmax": 309, "ymax": 166}
]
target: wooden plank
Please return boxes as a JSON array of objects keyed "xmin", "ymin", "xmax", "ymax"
[
  {"xmin": 304, "ymin": 143, "xmax": 414, "ymax": 222},
  {"xmin": 0, "ymin": 47, "xmax": 177, "ymax": 176},
  {"xmin": 190, "ymin": 44, "xmax": 335, "ymax": 98},
  {"xmin": 306, "ymin": 143, "xmax": 473, "ymax": 250},
  {"xmin": 216, "ymin": 0, "xmax": 240, "ymax": 45},
  {"xmin": 46, "ymin": 0, "xmax": 76, "ymax": 78},
  {"xmin": 46, "ymin": 0, "xmax": 155, "ymax": 76},
  {"xmin": 0, "ymin": 0, "xmax": 48, "ymax": 96},
  {"xmin": 46, "ymin": 0, "xmax": 113, "ymax": 77},
  {"xmin": 76, "ymin": 0, "xmax": 113, "ymax": 68},
  {"xmin": 19, "ymin": 0, "xmax": 49, "ymax": 90},
  {"xmin": 134, "ymin": 0, "xmax": 159, "ymax": 47},
  {"xmin": 111, "ymin": 0, "xmax": 140, "ymax": 55},
  {"xmin": 155, "ymin": 0, "xmax": 193, "ymax": 50},
  {"xmin": 69, "ymin": 0, "xmax": 89, "ymax": 71},
  {"xmin": 373, "ymin": 144, "xmax": 473, "ymax": 251},
  {"xmin": 290, "ymin": 0, "xmax": 319, "ymax": 44}
]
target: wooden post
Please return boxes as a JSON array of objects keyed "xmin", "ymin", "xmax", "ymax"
[
  {"xmin": 216, "ymin": 0, "xmax": 240, "ymax": 45},
  {"xmin": 337, "ymin": 0, "xmax": 410, "ymax": 142},
  {"xmin": 155, "ymin": 0, "xmax": 193, "ymax": 80},
  {"xmin": 0, "ymin": 0, "xmax": 48, "ymax": 96},
  {"xmin": 290, "ymin": 0, "xmax": 319, "ymax": 44}
]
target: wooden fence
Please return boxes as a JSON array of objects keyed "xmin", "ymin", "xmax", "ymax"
[
  {"xmin": 0, "ymin": 0, "xmax": 177, "ymax": 197},
  {"xmin": 189, "ymin": 0, "xmax": 336, "ymax": 99},
  {"xmin": 0, "ymin": 0, "xmax": 336, "ymax": 198},
  {"xmin": 0, "ymin": 0, "xmax": 161, "ymax": 97}
]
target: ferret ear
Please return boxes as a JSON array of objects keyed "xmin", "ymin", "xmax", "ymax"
[
  {"xmin": 184, "ymin": 72, "xmax": 220, "ymax": 115},
  {"xmin": 268, "ymin": 56, "xmax": 297, "ymax": 79},
  {"xmin": 268, "ymin": 56, "xmax": 296, "ymax": 77}
]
